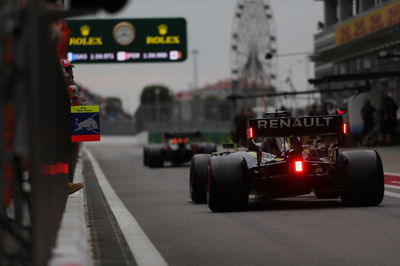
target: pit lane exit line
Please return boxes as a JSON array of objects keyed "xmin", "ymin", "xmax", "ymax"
[
  {"xmin": 385, "ymin": 185, "xmax": 400, "ymax": 190},
  {"xmin": 385, "ymin": 191, "xmax": 400, "ymax": 198},
  {"xmin": 84, "ymin": 148, "xmax": 168, "ymax": 266}
]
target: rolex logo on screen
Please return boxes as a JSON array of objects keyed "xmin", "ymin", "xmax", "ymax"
[
  {"xmin": 69, "ymin": 24, "xmax": 103, "ymax": 46},
  {"xmin": 80, "ymin": 25, "xmax": 91, "ymax": 36},
  {"xmin": 146, "ymin": 24, "xmax": 180, "ymax": 45},
  {"xmin": 158, "ymin": 24, "xmax": 168, "ymax": 35}
]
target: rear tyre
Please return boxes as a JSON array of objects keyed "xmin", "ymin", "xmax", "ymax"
[
  {"xmin": 203, "ymin": 143, "xmax": 217, "ymax": 154},
  {"xmin": 207, "ymin": 155, "xmax": 249, "ymax": 212},
  {"xmin": 148, "ymin": 147, "xmax": 164, "ymax": 168},
  {"xmin": 190, "ymin": 154, "xmax": 211, "ymax": 203},
  {"xmin": 143, "ymin": 147, "xmax": 148, "ymax": 166},
  {"xmin": 314, "ymin": 190, "xmax": 339, "ymax": 199},
  {"xmin": 341, "ymin": 149, "xmax": 384, "ymax": 206}
]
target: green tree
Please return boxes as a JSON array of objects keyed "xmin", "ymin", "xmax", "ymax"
[
  {"xmin": 139, "ymin": 85, "xmax": 172, "ymax": 122},
  {"xmin": 140, "ymin": 85, "xmax": 172, "ymax": 104},
  {"xmin": 105, "ymin": 97, "xmax": 122, "ymax": 111}
]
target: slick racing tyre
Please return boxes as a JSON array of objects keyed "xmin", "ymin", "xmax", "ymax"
[
  {"xmin": 143, "ymin": 147, "xmax": 149, "ymax": 166},
  {"xmin": 207, "ymin": 155, "xmax": 249, "ymax": 212},
  {"xmin": 314, "ymin": 190, "xmax": 340, "ymax": 199},
  {"xmin": 147, "ymin": 147, "xmax": 164, "ymax": 168},
  {"xmin": 203, "ymin": 143, "xmax": 217, "ymax": 154},
  {"xmin": 341, "ymin": 149, "xmax": 384, "ymax": 206},
  {"xmin": 190, "ymin": 154, "xmax": 211, "ymax": 204}
]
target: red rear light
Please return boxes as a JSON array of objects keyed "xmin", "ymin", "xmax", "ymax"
[
  {"xmin": 337, "ymin": 109, "xmax": 345, "ymax": 115},
  {"xmin": 247, "ymin": 127, "xmax": 254, "ymax": 139},
  {"xmin": 294, "ymin": 160, "xmax": 303, "ymax": 173},
  {"xmin": 191, "ymin": 144, "xmax": 198, "ymax": 154},
  {"xmin": 343, "ymin": 123, "xmax": 348, "ymax": 135}
]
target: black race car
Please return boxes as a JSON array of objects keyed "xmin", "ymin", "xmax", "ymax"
[
  {"xmin": 190, "ymin": 112, "xmax": 384, "ymax": 212},
  {"xmin": 144, "ymin": 131, "xmax": 216, "ymax": 168}
]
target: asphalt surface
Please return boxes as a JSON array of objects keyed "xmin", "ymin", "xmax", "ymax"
[{"xmin": 85, "ymin": 138, "xmax": 400, "ymax": 266}]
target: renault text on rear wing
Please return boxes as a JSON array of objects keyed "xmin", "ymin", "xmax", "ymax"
[{"xmin": 247, "ymin": 115, "xmax": 346, "ymax": 137}]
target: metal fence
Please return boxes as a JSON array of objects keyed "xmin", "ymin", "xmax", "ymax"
[
  {"xmin": 135, "ymin": 100, "xmax": 236, "ymax": 133},
  {"xmin": 1, "ymin": 2, "xmax": 78, "ymax": 265},
  {"xmin": 101, "ymin": 119, "xmax": 137, "ymax": 135}
]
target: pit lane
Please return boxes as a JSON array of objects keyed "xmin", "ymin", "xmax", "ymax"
[{"xmin": 84, "ymin": 137, "xmax": 400, "ymax": 266}]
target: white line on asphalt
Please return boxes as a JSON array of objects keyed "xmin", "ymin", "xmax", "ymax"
[
  {"xmin": 385, "ymin": 191, "xmax": 400, "ymax": 198},
  {"xmin": 385, "ymin": 185, "xmax": 400, "ymax": 190},
  {"xmin": 84, "ymin": 148, "xmax": 168, "ymax": 266}
]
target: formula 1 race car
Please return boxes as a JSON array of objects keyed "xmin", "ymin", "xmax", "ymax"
[
  {"xmin": 190, "ymin": 112, "xmax": 384, "ymax": 212},
  {"xmin": 144, "ymin": 131, "xmax": 217, "ymax": 168}
]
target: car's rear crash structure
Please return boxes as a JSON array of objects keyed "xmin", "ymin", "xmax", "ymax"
[
  {"xmin": 190, "ymin": 114, "xmax": 384, "ymax": 212},
  {"xmin": 144, "ymin": 131, "xmax": 217, "ymax": 167}
]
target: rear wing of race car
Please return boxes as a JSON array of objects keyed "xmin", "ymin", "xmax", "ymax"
[
  {"xmin": 164, "ymin": 131, "xmax": 202, "ymax": 139},
  {"xmin": 247, "ymin": 115, "xmax": 347, "ymax": 138}
]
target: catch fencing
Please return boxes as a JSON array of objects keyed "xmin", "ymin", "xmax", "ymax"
[
  {"xmin": 135, "ymin": 100, "xmax": 236, "ymax": 133},
  {"xmin": 101, "ymin": 119, "xmax": 137, "ymax": 135}
]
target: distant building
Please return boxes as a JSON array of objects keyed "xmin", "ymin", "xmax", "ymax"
[
  {"xmin": 173, "ymin": 78, "xmax": 276, "ymax": 117},
  {"xmin": 174, "ymin": 90, "xmax": 194, "ymax": 102},
  {"xmin": 173, "ymin": 79, "xmax": 232, "ymax": 102},
  {"xmin": 194, "ymin": 79, "xmax": 232, "ymax": 100},
  {"xmin": 313, "ymin": 0, "xmax": 400, "ymax": 106}
]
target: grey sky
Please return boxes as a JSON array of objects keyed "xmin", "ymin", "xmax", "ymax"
[{"xmin": 73, "ymin": 0, "xmax": 323, "ymax": 113}]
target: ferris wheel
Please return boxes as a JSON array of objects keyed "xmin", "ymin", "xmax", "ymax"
[{"xmin": 230, "ymin": 0, "xmax": 278, "ymax": 93}]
